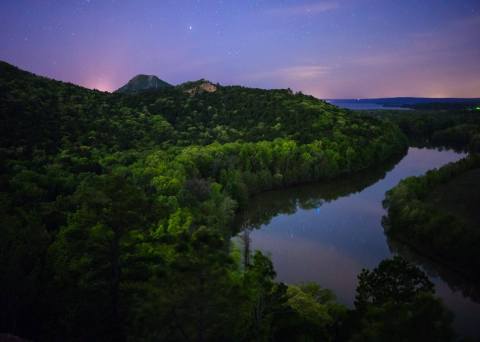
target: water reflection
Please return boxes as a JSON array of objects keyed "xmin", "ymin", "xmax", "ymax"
[
  {"xmin": 386, "ymin": 238, "xmax": 480, "ymax": 337},
  {"xmin": 235, "ymin": 147, "xmax": 480, "ymax": 338},
  {"xmin": 234, "ymin": 153, "xmax": 403, "ymax": 231},
  {"xmin": 387, "ymin": 238, "xmax": 480, "ymax": 303}
]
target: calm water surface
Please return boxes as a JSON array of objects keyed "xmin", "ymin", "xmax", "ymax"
[{"xmin": 235, "ymin": 147, "xmax": 480, "ymax": 338}]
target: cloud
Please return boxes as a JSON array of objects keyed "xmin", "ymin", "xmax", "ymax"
[
  {"xmin": 242, "ymin": 13, "xmax": 480, "ymax": 98},
  {"xmin": 251, "ymin": 65, "xmax": 332, "ymax": 82},
  {"xmin": 278, "ymin": 65, "xmax": 332, "ymax": 80},
  {"xmin": 268, "ymin": 1, "xmax": 339, "ymax": 16}
]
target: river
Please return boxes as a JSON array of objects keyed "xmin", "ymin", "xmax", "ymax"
[{"xmin": 235, "ymin": 147, "xmax": 480, "ymax": 338}]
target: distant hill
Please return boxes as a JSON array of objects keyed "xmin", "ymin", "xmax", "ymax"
[
  {"xmin": 329, "ymin": 97, "xmax": 480, "ymax": 109},
  {"xmin": 115, "ymin": 74, "xmax": 172, "ymax": 93},
  {"xmin": 0, "ymin": 59, "xmax": 406, "ymax": 150}
]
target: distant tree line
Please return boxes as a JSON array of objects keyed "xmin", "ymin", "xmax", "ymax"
[{"xmin": 364, "ymin": 108, "xmax": 480, "ymax": 152}]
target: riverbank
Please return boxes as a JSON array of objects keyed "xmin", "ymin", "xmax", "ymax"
[
  {"xmin": 383, "ymin": 155, "xmax": 480, "ymax": 282},
  {"xmin": 234, "ymin": 147, "xmax": 480, "ymax": 339}
]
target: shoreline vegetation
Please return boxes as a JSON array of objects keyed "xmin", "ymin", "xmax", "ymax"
[
  {"xmin": 234, "ymin": 151, "xmax": 405, "ymax": 233},
  {"xmin": 370, "ymin": 105, "xmax": 480, "ymax": 300},
  {"xmin": 363, "ymin": 109, "xmax": 480, "ymax": 153},
  {"xmin": 383, "ymin": 155, "xmax": 480, "ymax": 282},
  {"xmin": 370, "ymin": 105, "xmax": 480, "ymax": 286},
  {"xmin": 0, "ymin": 60, "xmax": 472, "ymax": 341}
]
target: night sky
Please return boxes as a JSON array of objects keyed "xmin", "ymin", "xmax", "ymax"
[{"xmin": 1, "ymin": 0, "xmax": 479, "ymax": 98}]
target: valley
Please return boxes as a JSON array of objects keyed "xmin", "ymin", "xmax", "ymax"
[{"xmin": 1, "ymin": 61, "xmax": 479, "ymax": 341}]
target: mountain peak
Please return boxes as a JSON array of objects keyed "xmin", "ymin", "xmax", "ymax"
[{"xmin": 115, "ymin": 74, "xmax": 172, "ymax": 93}]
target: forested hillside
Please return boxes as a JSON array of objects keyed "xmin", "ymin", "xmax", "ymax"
[
  {"xmin": 0, "ymin": 61, "xmax": 425, "ymax": 341},
  {"xmin": 384, "ymin": 155, "xmax": 480, "ymax": 281},
  {"xmin": 365, "ymin": 108, "xmax": 480, "ymax": 152}
]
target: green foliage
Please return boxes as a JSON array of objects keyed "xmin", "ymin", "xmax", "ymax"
[
  {"xmin": 129, "ymin": 228, "xmax": 242, "ymax": 341},
  {"xmin": 279, "ymin": 283, "xmax": 347, "ymax": 341},
  {"xmin": 432, "ymin": 124, "xmax": 480, "ymax": 152},
  {"xmin": 364, "ymin": 108, "xmax": 480, "ymax": 151},
  {"xmin": 355, "ymin": 256, "xmax": 434, "ymax": 309},
  {"xmin": 384, "ymin": 155, "xmax": 480, "ymax": 279},
  {"xmin": 351, "ymin": 257, "xmax": 454, "ymax": 342},
  {"xmin": 351, "ymin": 293, "xmax": 454, "ymax": 342},
  {"xmin": 48, "ymin": 173, "xmax": 155, "ymax": 339},
  {"xmin": 0, "ymin": 61, "xmax": 409, "ymax": 341}
]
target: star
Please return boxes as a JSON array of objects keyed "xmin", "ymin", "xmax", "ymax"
[{"xmin": 188, "ymin": 25, "xmax": 193, "ymax": 31}]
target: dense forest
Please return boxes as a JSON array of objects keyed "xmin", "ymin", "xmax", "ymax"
[
  {"xmin": 383, "ymin": 155, "xmax": 480, "ymax": 281},
  {"xmin": 364, "ymin": 108, "xmax": 480, "ymax": 152},
  {"xmin": 0, "ymin": 61, "xmax": 458, "ymax": 341}
]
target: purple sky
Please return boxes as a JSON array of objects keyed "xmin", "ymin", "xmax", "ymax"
[{"xmin": 1, "ymin": 0, "xmax": 479, "ymax": 98}]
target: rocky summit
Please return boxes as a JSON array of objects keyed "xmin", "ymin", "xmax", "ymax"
[{"xmin": 115, "ymin": 74, "xmax": 172, "ymax": 93}]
